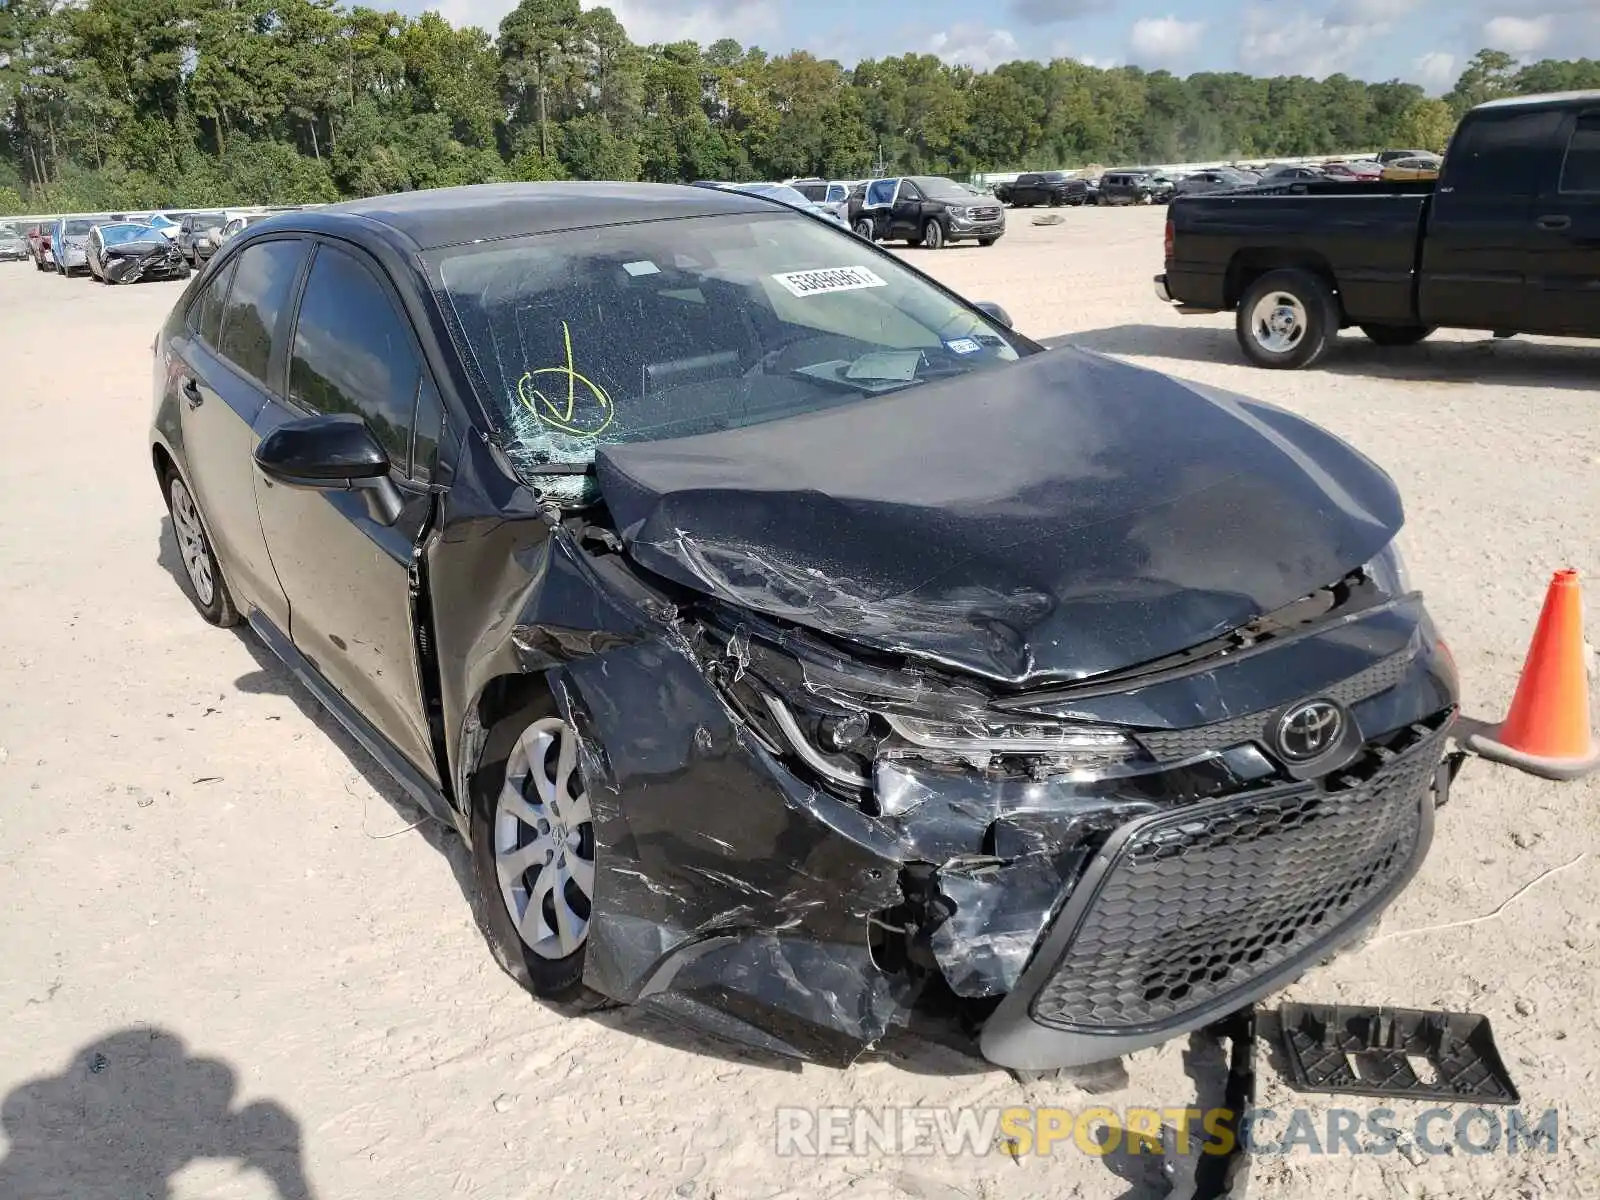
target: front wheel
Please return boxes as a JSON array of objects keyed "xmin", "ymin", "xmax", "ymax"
[
  {"xmin": 1360, "ymin": 323, "xmax": 1436, "ymax": 347},
  {"xmin": 1236, "ymin": 269, "xmax": 1340, "ymax": 370},
  {"xmin": 922, "ymin": 219, "xmax": 945, "ymax": 250},
  {"xmin": 853, "ymin": 218, "xmax": 875, "ymax": 241},
  {"xmin": 470, "ymin": 703, "xmax": 606, "ymax": 1001}
]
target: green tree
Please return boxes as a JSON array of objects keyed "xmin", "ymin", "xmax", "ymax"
[{"xmin": 1394, "ymin": 98, "xmax": 1457, "ymax": 153}]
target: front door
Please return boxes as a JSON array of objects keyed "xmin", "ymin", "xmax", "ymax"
[
  {"xmin": 174, "ymin": 241, "xmax": 307, "ymax": 629},
  {"xmin": 251, "ymin": 238, "xmax": 440, "ymax": 782},
  {"xmin": 888, "ymin": 180, "xmax": 926, "ymax": 240},
  {"xmin": 1524, "ymin": 109, "xmax": 1600, "ymax": 337},
  {"xmin": 1418, "ymin": 106, "xmax": 1566, "ymax": 332}
]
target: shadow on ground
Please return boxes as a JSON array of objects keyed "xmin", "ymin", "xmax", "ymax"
[
  {"xmin": 1045, "ymin": 324, "xmax": 1600, "ymax": 392},
  {"xmin": 0, "ymin": 1027, "xmax": 313, "ymax": 1200}
]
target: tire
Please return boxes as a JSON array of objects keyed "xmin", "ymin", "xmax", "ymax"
[
  {"xmin": 853, "ymin": 218, "xmax": 875, "ymax": 241},
  {"xmin": 469, "ymin": 701, "xmax": 608, "ymax": 1004},
  {"xmin": 1360, "ymin": 323, "xmax": 1436, "ymax": 347},
  {"xmin": 161, "ymin": 466, "xmax": 240, "ymax": 627},
  {"xmin": 922, "ymin": 219, "xmax": 945, "ymax": 250},
  {"xmin": 1236, "ymin": 268, "xmax": 1340, "ymax": 370},
  {"xmin": 1048, "ymin": 193, "xmax": 1063, "ymax": 207},
  {"xmin": 977, "ymin": 237, "xmax": 998, "ymax": 247}
]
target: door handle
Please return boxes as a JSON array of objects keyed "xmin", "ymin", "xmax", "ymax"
[
  {"xmin": 1536, "ymin": 215, "xmax": 1572, "ymax": 231},
  {"xmin": 181, "ymin": 377, "xmax": 203, "ymax": 408}
]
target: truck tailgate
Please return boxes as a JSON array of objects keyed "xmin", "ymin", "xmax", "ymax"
[{"xmin": 1166, "ymin": 186, "xmax": 1432, "ymax": 325}]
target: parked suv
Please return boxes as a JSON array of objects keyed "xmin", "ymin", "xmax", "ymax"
[
  {"xmin": 994, "ymin": 172, "xmax": 1090, "ymax": 207},
  {"xmin": 786, "ymin": 178, "xmax": 854, "ymax": 222},
  {"xmin": 856, "ymin": 176, "xmax": 1005, "ymax": 248},
  {"xmin": 179, "ymin": 211, "xmax": 227, "ymax": 264},
  {"xmin": 1097, "ymin": 173, "xmax": 1158, "ymax": 205}
]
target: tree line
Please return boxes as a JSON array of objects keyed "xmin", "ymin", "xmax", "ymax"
[{"xmin": 2, "ymin": 0, "xmax": 1598, "ymax": 215}]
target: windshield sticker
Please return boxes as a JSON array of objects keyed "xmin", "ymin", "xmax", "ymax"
[
  {"xmin": 623, "ymin": 260, "xmax": 660, "ymax": 276},
  {"xmin": 771, "ymin": 265, "xmax": 887, "ymax": 298},
  {"xmin": 516, "ymin": 321, "xmax": 615, "ymax": 438},
  {"xmin": 944, "ymin": 337, "xmax": 982, "ymax": 355}
]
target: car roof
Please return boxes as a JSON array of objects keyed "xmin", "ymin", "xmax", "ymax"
[
  {"xmin": 1473, "ymin": 89, "xmax": 1600, "ymax": 113},
  {"xmin": 310, "ymin": 181, "xmax": 776, "ymax": 251}
]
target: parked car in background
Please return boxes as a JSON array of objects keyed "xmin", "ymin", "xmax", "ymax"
[
  {"xmin": 1259, "ymin": 165, "xmax": 1327, "ymax": 184},
  {"xmin": 148, "ymin": 180, "xmax": 1458, "ymax": 1078},
  {"xmin": 1156, "ymin": 90, "xmax": 1600, "ymax": 368},
  {"xmin": 143, "ymin": 213, "xmax": 183, "ymax": 241},
  {"xmin": 87, "ymin": 221, "xmax": 192, "ymax": 284},
  {"xmin": 1097, "ymin": 172, "xmax": 1158, "ymax": 205},
  {"xmin": 1174, "ymin": 168, "xmax": 1259, "ymax": 196},
  {"xmin": 0, "ymin": 222, "xmax": 27, "ymax": 261},
  {"xmin": 1377, "ymin": 148, "xmax": 1435, "ymax": 164},
  {"xmin": 1147, "ymin": 174, "xmax": 1178, "ymax": 203},
  {"xmin": 179, "ymin": 212, "xmax": 226, "ymax": 263},
  {"xmin": 703, "ymin": 181, "xmax": 851, "ymax": 228},
  {"xmin": 196, "ymin": 212, "xmax": 274, "ymax": 262},
  {"xmin": 27, "ymin": 223, "xmax": 52, "ymax": 269},
  {"xmin": 1321, "ymin": 160, "xmax": 1383, "ymax": 180},
  {"xmin": 1381, "ymin": 155, "xmax": 1443, "ymax": 182},
  {"xmin": 785, "ymin": 178, "xmax": 855, "ymax": 222},
  {"xmin": 856, "ymin": 175, "xmax": 1005, "ymax": 247},
  {"xmin": 52, "ymin": 216, "xmax": 103, "ymax": 276},
  {"xmin": 994, "ymin": 171, "xmax": 1091, "ymax": 207}
]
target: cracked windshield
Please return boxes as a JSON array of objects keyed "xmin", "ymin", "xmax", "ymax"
[{"xmin": 433, "ymin": 211, "xmax": 1023, "ymax": 493}]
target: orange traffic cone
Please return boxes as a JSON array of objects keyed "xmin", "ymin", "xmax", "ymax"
[{"xmin": 1467, "ymin": 568, "xmax": 1599, "ymax": 780}]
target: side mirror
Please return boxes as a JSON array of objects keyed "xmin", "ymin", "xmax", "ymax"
[
  {"xmin": 254, "ymin": 414, "xmax": 404, "ymax": 524},
  {"xmin": 975, "ymin": 301, "xmax": 1014, "ymax": 329}
]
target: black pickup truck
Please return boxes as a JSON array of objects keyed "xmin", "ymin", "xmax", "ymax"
[
  {"xmin": 1154, "ymin": 90, "xmax": 1600, "ymax": 368},
  {"xmin": 994, "ymin": 171, "xmax": 1091, "ymax": 207}
]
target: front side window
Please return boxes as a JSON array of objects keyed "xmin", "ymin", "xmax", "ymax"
[
  {"xmin": 1559, "ymin": 113, "xmax": 1600, "ymax": 194},
  {"xmin": 216, "ymin": 240, "xmax": 306, "ymax": 385},
  {"xmin": 288, "ymin": 244, "xmax": 421, "ymax": 471},
  {"xmin": 432, "ymin": 210, "xmax": 1025, "ymax": 497}
]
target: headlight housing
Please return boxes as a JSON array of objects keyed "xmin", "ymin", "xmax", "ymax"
[{"xmin": 1362, "ymin": 540, "xmax": 1412, "ymax": 598}]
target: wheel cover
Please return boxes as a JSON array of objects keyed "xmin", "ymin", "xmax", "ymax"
[
  {"xmin": 1250, "ymin": 291, "xmax": 1309, "ymax": 354},
  {"xmin": 495, "ymin": 717, "xmax": 596, "ymax": 960},
  {"xmin": 926, "ymin": 221, "xmax": 941, "ymax": 247},
  {"xmin": 169, "ymin": 478, "xmax": 215, "ymax": 606}
]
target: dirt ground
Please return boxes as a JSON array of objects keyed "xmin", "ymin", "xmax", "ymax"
[{"xmin": 2, "ymin": 206, "xmax": 1597, "ymax": 1200}]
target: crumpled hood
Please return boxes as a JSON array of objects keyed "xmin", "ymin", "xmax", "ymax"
[
  {"xmin": 105, "ymin": 239, "xmax": 170, "ymax": 257},
  {"xmin": 596, "ymin": 346, "xmax": 1403, "ymax": 685}
]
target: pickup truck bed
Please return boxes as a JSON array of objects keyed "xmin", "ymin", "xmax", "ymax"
[{"xmin": 1154, "ymin": 90, "xmax": 1600, "ymax": 369}]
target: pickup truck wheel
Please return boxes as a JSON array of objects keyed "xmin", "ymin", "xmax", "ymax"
[
  {"xmin": 1360, "ymin": 323, "xmax": 1437, "ymax": 347},
  {"xmin": 1237, "ymin": 270, "xmax": 1338, "ymax": 369}
]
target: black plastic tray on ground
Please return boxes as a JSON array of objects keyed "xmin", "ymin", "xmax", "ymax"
[{"xmin": 1278, "ymin": 1003, "xmax": 1520, "ymax": 1104}]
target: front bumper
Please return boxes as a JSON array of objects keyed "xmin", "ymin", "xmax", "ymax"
[
  {"xmin": 947, "ymin": 217, "xmax": 1006, "ymax": 242},
  {"xmin": 551, "ymin": 574, "xmax": 1458, "ymax": 1070},
  {"xmin": 59, "ymin": 246, "xmax": 87, "ymax": 269}
]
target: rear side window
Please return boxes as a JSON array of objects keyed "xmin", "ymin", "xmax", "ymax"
[
  {"xmin": 1444, "ymin": 109, "xmax": 1567, "ymax": 197},
  {"xmin": 288, "ymin": 243, "xmax": 421, "ymax": 473},
  {"xmin": 190, "ymin": 257, "xmax": 237, "ymax": 346},
  {"xmin": 216, "ymin": 239, "xmax": 307, "ymax": 386},
  {"xmin": 1559, "ymin": 113, "xmax": 1600, "ymax": 194}
]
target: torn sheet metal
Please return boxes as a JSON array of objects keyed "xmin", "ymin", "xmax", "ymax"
[{"xmin": 595, "ymin": 346, "xmax": 1403, "ymax": 686}]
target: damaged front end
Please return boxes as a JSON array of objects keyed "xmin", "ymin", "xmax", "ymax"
[
  {"xmin": 105, "ymin": 240, "xmax": 188, "ymax": 284},
  {"xmin": 543, "ymin": 538, "xmax": 1459, "ymax": 1071}
]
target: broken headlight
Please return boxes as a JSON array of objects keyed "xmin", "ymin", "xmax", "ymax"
[
  {"xmin": 1362, "ymin": 541, "xmax": 1412, "ymax": 598},
  {"xmin": 884, "ymin": 714, "xmax": 1136, "ymax": 761}
]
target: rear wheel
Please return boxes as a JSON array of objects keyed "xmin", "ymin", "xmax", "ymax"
[
  {"xmin": 469, "ymin": 702, "xmax": 607, "ymax": 1002},
  {"xmin": 1236, "ymin": 269, "xmax": 1340, "ymax": 370},
  {"xmin": 922, "ymin": 219, "xmax": 945, "ymax": 250},
  {"xmin": 162, "ymin": 466, "xmax": 240, "ymax": 627},
  {"xmin": 1360, "ymin": 323, "xmax": 1436, "ymax": 347}
]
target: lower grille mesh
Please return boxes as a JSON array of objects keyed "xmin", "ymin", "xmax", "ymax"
[{"xmin": 1029, "ymin": 726, "xmax": 1442, "ymax": 1032}]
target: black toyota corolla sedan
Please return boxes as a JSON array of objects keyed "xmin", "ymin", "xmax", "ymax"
[{"xmin": 150, "ymin": 182, "xmax": 1459, "ymax": 1073}]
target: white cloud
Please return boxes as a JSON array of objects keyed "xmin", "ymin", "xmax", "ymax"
[
  {"xmin": 1481, "ymin": 13, "xmax": 1554, "ymax": 56},
  {"xmin": 1129, "ymin": 15, "xmax": 1204, "ymax": 65},
  {"xmin": 1411, "ymin": 50, "xmax": 1457, "ymax": 93},
  {"xmin": 1238, "ymin": 5, "xmax": 1387, "ymax": 78},
  {"xmin": 927, "ymin": 23, "xmax": 1024, "ymax": 69},
  {"xmin": 1325, "ymin": 0, "xmax": 1421, "ymax": 24},
  {"xmin": 435, "ymin": 0, "xmax": 780, "ymax": 45}
]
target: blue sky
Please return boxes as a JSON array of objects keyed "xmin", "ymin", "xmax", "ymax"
[{"xmin": 419, "ymin": 0, "xmax": 1600, "ymax": 93}]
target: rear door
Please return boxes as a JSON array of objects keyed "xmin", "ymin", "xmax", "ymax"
[
  {"xmin": 251, "ymin": 238, "xmax": 441, "ymax": 781},
  {"xmin": 173, "ymin": 239, "xmax": 307, "ymax": 628},
  {"xmin": 1524, "ymin": 108, "xmax": 1600, "ymax": 337},
  {"xmin": 1419, "ymin": 105, "xmax": 1567, "ymax": 332}
]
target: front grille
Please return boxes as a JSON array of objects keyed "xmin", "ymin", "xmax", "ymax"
[
  {"xmin": 1133, "ymin": 648, "xmax": 1415, "ymax": 761},
  {"xmin": 970, "ymin": 207, "xmax": 1002, "ymax": 221},
  {"xmin": 1028, "ymin": 724, "xmax": 1442, "ymax": 1033}
]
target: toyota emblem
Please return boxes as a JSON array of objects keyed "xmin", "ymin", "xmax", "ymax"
[{"xmin": 1275, "ymin": 700, "xmax": 1344, "ymax": 762}]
